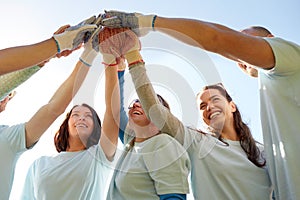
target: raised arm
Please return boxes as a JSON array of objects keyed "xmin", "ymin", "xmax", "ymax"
[
  {"xmin": 0, "ymin": 17, "xmax": 97, "ymax": 75},
  {"xmin": 154, "ymin": 17, "xmax": 274, "ymax": 69},
  {"xmin": 101, "ymin": 11, "xmax": 275, "ymax": 69},
  {"xmin": 117, "ymin": 64, "xmax": 128, "ymax": 144},
  {"xmin": 0, "ymin": 39, "xmax": 57, "ymax": 75},
  {"xmin": 125, "ymin": 30, "xmax": 186, "ymax": 144},
  {"xmin": 24, "ymin": 26, "xmax": 100, "ymax": 148},
  {"xmin": 0, "ymin": 65, "xmax": 41, "ymax": 101},
  {"xmin": 100, "ymin": 64, "xmax": 120, "ymax": 160},
  {"xmin": 98, "ymin": 27, "xmax": 124, "ymax": 160}
]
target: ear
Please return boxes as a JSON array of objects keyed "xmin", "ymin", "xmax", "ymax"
[{"xmin": 229, "ymin": 101, "xmax": 237, "ymax": 113}]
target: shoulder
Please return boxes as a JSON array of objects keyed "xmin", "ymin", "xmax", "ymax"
[
  {"xmin": 0, "ymin": 123, "xmax": 25, "ymax": 134},
  {"xmin": 147, "ymin": 134, "xmax": 181, "ymax": 148}
]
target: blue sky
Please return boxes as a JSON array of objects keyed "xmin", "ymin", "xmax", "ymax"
[{"xmin": 1, "ymin": 0, "xmax": 300, "ymax": 199}]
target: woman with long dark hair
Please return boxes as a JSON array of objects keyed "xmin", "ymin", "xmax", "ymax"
[{"xmin": 121, "ymin": 29, "xmax": 272, "ymax": 199}]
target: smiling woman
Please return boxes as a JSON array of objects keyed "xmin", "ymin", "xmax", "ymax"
[{"xmin": 2, "ymin": 0, "xmax": 299, "ymax": 199}]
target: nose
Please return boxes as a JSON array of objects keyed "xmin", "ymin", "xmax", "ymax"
[
  {"xmin": 132, "ymin": 101, "xmax": 141, "ymax": 108},
  {"xmin": 78, "ymin": 115, "xmax": 86, "ymax": 120},
  {"xmin": 206, "ymin": 101, "xmax": 214, "ymax": 111}
]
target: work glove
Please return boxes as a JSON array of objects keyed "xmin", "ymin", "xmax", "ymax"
[
  {"xmin": 79, "ymin": 25, "xmax": 102, "ymax": 67},
  {"xmin": 100, "ymin": 10, "xmax": 156, "ymax": 37},
  {"xmin": 53, "ymin": 16, "xmax": 97, "ymax": 53},
  {"xmin": 98, "ymin": 27, "xmax": 132, "ymax": 66}
]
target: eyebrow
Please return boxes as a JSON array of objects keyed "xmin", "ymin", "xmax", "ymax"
[
  {"xmin": 72, "ymin": 110, "xmax": 92, "ymax": 114},
  {"xmin": 199, "ymin": 94, "xmax": 219, "ymax": 106}
]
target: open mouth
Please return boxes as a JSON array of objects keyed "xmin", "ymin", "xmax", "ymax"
[
  {"xmin": 75, "ymin": 123, "xmax": 88, "ymax": 128},
  {"xmin": 133, "ymin": 111, "xmax": 142, "ymax": 115},
  {"xmin": 209, "ymin": 111, "xmax": 221, "ymax": 120}
]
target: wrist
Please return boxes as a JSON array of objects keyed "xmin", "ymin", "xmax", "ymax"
[
  {"xmin": 125, "ymin": 50, "xmax": 143, "ymax": 65},
  {"xmin": 152, "ymin": 15, "xmax": 157, "ymax": 30},
  {"xmin": 52, "ymin": 37, "xmax": 61, "ymax": 53},
  {"xmin": 79, "ymin": 50, "xmax": 98, "ymax": 67},
  {"xmin": 102, "ymin": 54, "xmax": 118, "ymax": 66}
]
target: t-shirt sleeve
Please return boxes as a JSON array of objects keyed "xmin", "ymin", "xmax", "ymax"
[
  {"xmin": 95, "ymin": 145, "xmax": 115, "ymax": 167},
  {"xmin": 264, "ymin": 37, "xmax": 300, "ymax": 75},
  {"xmin": 0, "ymin": 123, "xmax": 27, "ymax": 153},
  {"xmin": 143, "ymin": 134, "xmax": 190, "ymax": 195}
]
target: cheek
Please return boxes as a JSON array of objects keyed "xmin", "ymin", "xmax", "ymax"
[
  {"xmin": 200, "ymin": 110, "xmax": 209, "ymax": 123},
  {"xmin": 68, "ymin": 118, "xmax": 75, "ymax": 127}
]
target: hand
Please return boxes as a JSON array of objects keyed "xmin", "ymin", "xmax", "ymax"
[
  {"xmin": 53, "ymin": 17, "xmax": 97, "ymax": 53},
  {"xmin": 79, "ymin": 26, "xmax": 102, "ymax": 67},
  {"xmin": 121, "ymin": 29, "xmax": 142, "ymax": 65},
  {"xmin": 100, "ymin": 10, "xmax": 156, "ymax": 37},
  {"xmin": 98, "ymin": 27, "xmax": 131, "ymax": 66},
  {"xmin": 53, "ymin": 25, "xmax": 78, "ymax": 58}
]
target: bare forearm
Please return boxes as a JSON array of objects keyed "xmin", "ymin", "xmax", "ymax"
[
  {"xmin": 48, "ymin": 61, "xmax": 89, "ymax": 113},
  {"xmin": 101, "ymin": 65, "xmax": 120, "ymax": 159},
  {"xmin": 25, "ymin": 61, "xmax": 89, "ymax": 147},
  {"xmin": 155, "ymin": 17, "xmax": 274, "ymax": 68},
  {"xmin": 0, "ymin": 38, "xmax": 57, "ymax": 75}
]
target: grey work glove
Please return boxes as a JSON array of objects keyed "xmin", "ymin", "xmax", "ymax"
[{"xmin": 100, "ymin": 10, "xmax": 156, "ymax": 37}]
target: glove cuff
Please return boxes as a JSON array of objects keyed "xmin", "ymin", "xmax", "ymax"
[
  {"xmin": 79, "ymin": 50, "xmax": 98, "ymax": 67},
  {"xmin": 125, "ymin": 50, "xmax": 143, "ymax": 65},
  {"xmin": 139, "ymin": 14, "xmax": 156, "ymax": 28},
  {"xmin": 52, "ymin": 35, "xmax": 69, "ymax": 53},
  {"xmin": 102, "ymin": 54, "xmax": 118, "ymax": 66}
]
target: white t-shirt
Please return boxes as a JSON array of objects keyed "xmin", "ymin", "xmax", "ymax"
[
  {"xmin": 259, "ymin": 37, "xmax": 300, "ymax": 199},
  {"xmin": 0, "ymin": 124, "xmax": 27, "ymax": 200},
  {"xmin": 21, "ymin": 145, "xmax": 112, "ymax": 200},
  {"xmin": 107, "ymin": 134, "xmax": 190, "ymax": 200},
  {"xmin": 129, "ymin": 63, "xmax": 272, "ymax": 199},
  {"xmin": 184, "ymin": 127, "xmax": 272, "ymax": 199}
]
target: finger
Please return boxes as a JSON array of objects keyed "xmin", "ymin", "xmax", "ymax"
[
  {"xmin": 101, "ymin": 17, "xmax": 122, "ymax": 27},
  {"xmin": 110, "ymin": 47, "xmax": 121, "ymax": 58},
  {"xmin": 65, "ymin": 24, "xmax": 97, "ymax": 32},
  {"xmin": 54, "ymin": 24, "xmax": 70, "ymax": 34},
  {"xmin": 81, "ymin": 15, "xmax": 96, "ymax": 25}
]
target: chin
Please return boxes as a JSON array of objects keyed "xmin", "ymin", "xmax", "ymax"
[{"xmin": 209, "ymin": 121, "xmax": 224, "ymax": 133}]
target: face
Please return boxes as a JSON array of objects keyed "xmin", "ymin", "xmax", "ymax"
[
  {"xmin": 68, "ymin": 106, "xmax": 94, "ymax": 145},
  {"xmin": 198, "ymin": 88, "xmax": 236, "ymax": 133},
  {"xmin": 0, "ymin": 97, "xmax": 9, "ymax": 113},
  {"xmin": 128, "ymin": 99, "xmax": 151, "ymax": 127}
]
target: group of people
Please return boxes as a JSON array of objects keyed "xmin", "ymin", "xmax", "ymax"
[{"xmin": 0, "ymin": 9, "xmax": 299, "ymax": 200}]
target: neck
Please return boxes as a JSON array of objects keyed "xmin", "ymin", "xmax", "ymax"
[
  {"xmin": 133, "ymin": 123, "xmax": 160, "ymax": 142},
  {"xmin": 66, "ymin": 138, "xmax": 86, "ymax": 152},
  {"xmin": 220, "ymin": 126, "xmax": 239, "ymax": 141}
]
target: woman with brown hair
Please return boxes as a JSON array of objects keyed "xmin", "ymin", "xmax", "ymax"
[
  {"xmin": 120, "ymin": 29, "xmax": 272, "ymax": 199},
  {"xmin": 21, "ymin": 27, "xmax": 120, "ymax": 200}
]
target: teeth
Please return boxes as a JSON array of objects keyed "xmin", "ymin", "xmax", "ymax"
[
  {"xmin": 210, "ymin": 112, "xmax": 221, "ymax": 119},
  {"xmin": 133, "ymin": 111, "xmax": 142, "ymax": 115},
  {"xmin": 75, "ymin": 124, "xmax": 87, "ymax": 128}
]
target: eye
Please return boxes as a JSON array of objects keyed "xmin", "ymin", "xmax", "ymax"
[
  {"xmin": 211, "ymin": 97, "xmax": 220, "ymax": 102},
  {"xmin": 86, "ymin": 114, "xmax": 93, "ymax": 119},
  {"xmin": 71, "ymin": 113, "xmax": 79, "ymax": 117},
  {"xmin": 199, "ymin": 103, "xmax": 206, "ymax": 110}
]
